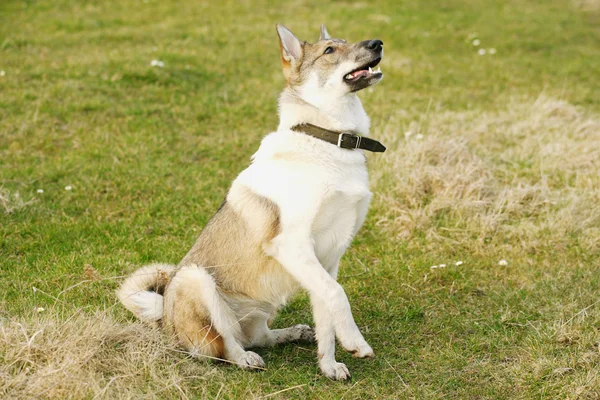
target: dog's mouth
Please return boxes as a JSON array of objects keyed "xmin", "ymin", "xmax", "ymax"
[{"xmin": 343, "ymin": 58, "xmax": 382, "ymax": 82}]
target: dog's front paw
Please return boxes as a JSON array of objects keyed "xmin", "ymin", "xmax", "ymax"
[
  {"xmin": 345, "ymin": 340, "xmax": 375, "ymax": 359},
  {"xmin": 236, "ymin": 351, "xmax": 265, "ymax": 370},
  {"xmin": 320, "ymin": 361, "xmax": 351, "ymax": 381}
]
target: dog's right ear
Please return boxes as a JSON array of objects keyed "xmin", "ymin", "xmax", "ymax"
[{"xmin": 276, "ymin": 24, "xmax": 303, "ymax": 82}]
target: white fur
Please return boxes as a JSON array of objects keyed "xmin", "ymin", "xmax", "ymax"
[
  {"xmin": 116, "ymin": 263, "xmax": 174, "ymax": 323},
  {"xmin": 131, "ymin": 291, "xmax": 164, "ymax": 321},
  {"xmin": 292, "ymin": 71, "xmax": 371, "ymax": 135}
]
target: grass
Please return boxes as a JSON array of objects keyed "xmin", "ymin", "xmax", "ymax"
[{"xmin": 1, "ymin": 0, "xmax": 599, "ymax": 398}]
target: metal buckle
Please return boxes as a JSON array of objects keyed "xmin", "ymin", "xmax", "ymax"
[{"xmin": 337, "ymin": 133, "xmax": 361, "ymax": 149}]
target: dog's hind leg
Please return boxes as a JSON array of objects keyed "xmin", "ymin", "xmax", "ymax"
[
  {"xmin": 245, "ymin": 314, "xmax": 315, "ymax": 348},
  {"xmin": 165, "ymin": 265, "xmax": 265, "ymax": 370},
  {"xmin": 264, "ymin": 324, "xmax": 315, "ymax": 345}
]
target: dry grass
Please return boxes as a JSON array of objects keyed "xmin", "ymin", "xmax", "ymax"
[
  {"xmin": 372, "ymin": 96, "xmax": 600, "ymax": 258},
  {"xmin": 0, "ymin": 310, "xmax": 220, "ymax": 399},
  {"xmin": 573, "ymin": 0, "xmax": 600, "ymax": 11},
  {"xmin": 0, "ymin": 188, "xmax": 36, "ymax": 215}
]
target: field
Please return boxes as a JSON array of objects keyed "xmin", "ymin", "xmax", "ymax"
[{"xmin": 1, "ymin": 0, "xmax": 600, "ymax": 398}]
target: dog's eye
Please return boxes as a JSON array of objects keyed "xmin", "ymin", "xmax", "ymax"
[{"xmin": 324, "ymin": 46, "xmax": 334, "ymax": 55}]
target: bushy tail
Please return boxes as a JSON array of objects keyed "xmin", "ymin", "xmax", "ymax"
[{"xmin": 116, "ymin": 263, "xmax": 175, "ymax": 323}]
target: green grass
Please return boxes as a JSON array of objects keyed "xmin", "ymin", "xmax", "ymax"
[{"xmin": 1, "ymin": 0, "xmax": 600, "ymax": 398}]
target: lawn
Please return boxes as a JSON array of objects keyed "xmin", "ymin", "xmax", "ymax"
[{"xmin": 1, "ymin": 0, "xmax": 599, "ymax": 398}]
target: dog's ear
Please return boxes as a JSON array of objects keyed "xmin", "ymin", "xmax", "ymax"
[
  {"xmin": 276, "ymin": 24, "xmax": 302, "ymax": 61},
  {"xmin": 276, "ymin": 24, "xmax": 303, "ymax": 83},
  {"xmin": 319, "ymin": 24, "xmax": 331, "ymax": 41}
]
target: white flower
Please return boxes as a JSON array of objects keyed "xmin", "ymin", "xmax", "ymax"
[
  {"xmin": 37, "ymin": 189, "xmax": 44, "ymax": 194},
  {"xmin": 478, "ymin": 49, "xmax": 486, "ymax": 55},
  {"xmin": 430, "ymin": 265, "xmax": 438, "ymax": 270},
  {"xmin": 416, "ymin": 133, "xmax": 424, "ymax": 140},
  {"xmin": 472, "ymin": 39, "xmax": 480, "ymax": 46},
  {"xmin": 36, "ymin": 307, "xmax": 45, "ymax": 312},
  {"xmin": 439, "ymin": 264, "xmax": 447, "ymax": 268},
  {"xmin": 65, "ymin": 185, "xmax": 73, "ymax": 191},
  {"xmin": 0, "ymin": 70, "xmax": 5, "ymax": 77},
  {"xmin": 150, "ymin": 60, "xmax": 165, "ymax": 68},
  {"xmin": 455, "ymin": 261, "xmax": 463, "ymax": 266},
  {"xmin": 488, "ymin": 48, "xmax": 496, "ymax": 54},
  {"xmin": 498, "ymin": 259, "xmax": 508, "ymax": 266},
  {"xmin": 404, "ymin": 131, "xmax": 413, "ymax": 139}
]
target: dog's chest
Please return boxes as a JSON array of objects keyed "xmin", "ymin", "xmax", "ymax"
[{"xmin": 312, "ymin": 171, "xmax": 371, "ymax": 270}]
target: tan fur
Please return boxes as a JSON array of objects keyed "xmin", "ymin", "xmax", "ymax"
[
  {"xmin": 279, "ymin": 41, "xmax": 293, "ymax": 83},
  {"xmin": 279, "ymin": 37, "xmax": 373, "ymax": 88},
  {"xmin": 156, "ymin": 187, "xmax": 298, "ymax": 359},
  {"xmin": 162, "ymin": 268, "xmax": 224, "ymax": 358},
  {"xmin": 272, "ymin": 151, "xmax": 308, "ymax": 162},
  {"xmin": 120, "ymin": 187, "xmax": 292, "ymax": 360},
  {"xmin": 178, "ymin": 187, "xmax": 296, "ymax": 302}
]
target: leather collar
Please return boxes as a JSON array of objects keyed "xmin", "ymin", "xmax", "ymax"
[{"xmin": 291, "ymin": 123, "xmax": 386, "ymax": 153}]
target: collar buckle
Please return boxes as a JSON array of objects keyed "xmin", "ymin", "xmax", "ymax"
[{"xmin": 337, "ymin": 132, "xmax": 361, "ymax": 149}]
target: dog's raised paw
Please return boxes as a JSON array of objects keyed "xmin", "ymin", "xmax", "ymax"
[
  {"xmin": 236, "ymin": 351, "xmax": 265, "ymax": 370},
  {"xmin": 320, "ymin": 361, "xmax": 351, "ymax": 381}
]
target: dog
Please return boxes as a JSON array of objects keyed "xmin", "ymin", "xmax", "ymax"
[{"xmin": 117, "ymin": 23, "xmax": 386, "ymax": 381}]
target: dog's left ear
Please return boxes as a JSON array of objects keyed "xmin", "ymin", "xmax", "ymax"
[{"xmin": 319, "ymin": 24, "xmax": 331, "ymax": 41}]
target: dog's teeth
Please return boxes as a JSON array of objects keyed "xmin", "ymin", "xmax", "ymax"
[
  {"xmin": 376, "ymin": 67, "xmax": 381, "ymax": 73},
  {"xmin": 368, "ymin": 67, "xmax": 373, "ymax": 73}
]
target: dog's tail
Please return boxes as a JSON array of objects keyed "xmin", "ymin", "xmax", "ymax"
[{"xmin": 116, "ymin": 263, "xmax": 175, "ymax": 323}]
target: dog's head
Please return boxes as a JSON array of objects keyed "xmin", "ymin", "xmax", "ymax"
[{"xmin": 276, "ymin": 24, "xmax": 383, "ymax": 100}]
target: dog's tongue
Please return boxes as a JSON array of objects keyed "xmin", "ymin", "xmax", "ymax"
[{"xmin": 347, "ymin": 69, "xmax": 369, "ymax": 80}]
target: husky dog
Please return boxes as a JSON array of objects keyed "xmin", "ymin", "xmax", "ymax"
[{"xmin": 118, "ymin": 24, "xmax": 386, "ymax": 381}]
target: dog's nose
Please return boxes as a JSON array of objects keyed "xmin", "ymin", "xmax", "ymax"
[{"xmin": 366, "ymin": 39, "xmax": 383, "ymax": 52}]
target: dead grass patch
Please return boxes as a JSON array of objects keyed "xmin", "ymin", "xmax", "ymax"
[
  {"xmin": 0, "ymin": 310, "xmax": 219, "ymax": 399},
  {"xmin": 372, "ymin": 96, "xmax": 600, "ymax": 257},
  {"xmin": 573, "ymin": 0, "xmax": 600, "ymax": 11},
  {"xmin": 0, "ymin": 188, "xmax": 36, "ymax": 215}
]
